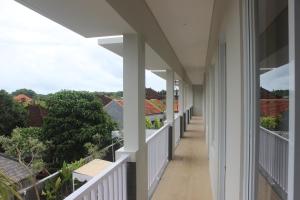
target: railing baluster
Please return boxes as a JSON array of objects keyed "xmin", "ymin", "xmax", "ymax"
[
  {"xmin": 259, "ymin": 127, "xmax": 289, "ymax": 193},
  {"xmin": 146, "ymin": 124, "xmax": 171, "ymax": 197},
  {"xmin": 122, "ymin": 163, "xmax": 127, "ymax": 200},
  {"xmin": 64, "ymin": 155, "xmax": 129, "ymax": 200},
  {"xmin": 90, "ymin": 189, "xmax": 96, "ymax": 200},
  {"xmin": 113, "ymin": 170, "xmax": 117, "ymax": 200}
]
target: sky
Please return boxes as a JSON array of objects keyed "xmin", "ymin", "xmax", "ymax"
[
  {"xmin": 0, "ymin": 1, "xmax": 166, "ymax": 94},
  {"xmin": 260, "ymin": 64, "xmax": 289, "ymax": 91}
]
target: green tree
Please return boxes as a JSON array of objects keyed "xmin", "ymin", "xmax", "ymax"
[
  {"xmin": 145, "ymin": 117, "xmax": 153, "ymax": 129},
  {"xmin": 0, "ymin": 90, "xmax": 28, "ymax": 136},
  {"xmin": 0, "ymin": 127, "xmax": 46, "ymax": 172},
  {"xmin": 0, "ymin": 170, "xmax": 22, "ymax": 200},
  {"xmin": 42, "ymin": 91, "xmax": 116, "ymax": 166},
  {"xmin": 0, "ymin": 127, "xmax": 46, "ymax": 200},
  {"xmin": 11, "ymin": 89, "xmax": 37, "ymax": 98}
]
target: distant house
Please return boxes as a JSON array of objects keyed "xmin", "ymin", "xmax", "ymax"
[
  {"xmin": 260, "ymin": 87, "xmax": 289, "ymax": 117},
  {"xmin": 104, "ymin": 100, "xmax": 124, "ymax": 129},
  {"xmin": 97, "ymin": 95, "xmax": 113, "ymax": 106},
  {"xmin": 260, "ymin": 87, "xmax": 280, "ymax": 99},
  {"xmin": 28, "ymin": 105, "xmax": 48, "ymax": 127},
  {"xmin": 104, "ymin": 99, "xmax": 165, "ymax": 130},
  {"xmin": 145, "ymin": 88, "xmax": 162, "ymax": 100},
  {"xmin": 14, "ymin": 94, "xmax": 32, "ymax": 104},
  {"xmin": 0, "ymin": 154, "xmax": 32, "ymax": 189}
]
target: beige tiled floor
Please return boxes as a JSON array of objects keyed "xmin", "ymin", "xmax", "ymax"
[{"xmin": 152, "ymin": 116, "xmax": 213, "ymax": 200}]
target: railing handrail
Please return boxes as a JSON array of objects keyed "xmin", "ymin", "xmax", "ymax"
[
  {"xmin": 64, "ymin": 154, "xmax": 129, "ymax": 200},
  {"xmin": 146, "ymin": 124, "xmax": 169, "ymax": 143},
  {"xmin": 19, "ymin": 138, "xmax": 124, "ymax": 196},
  {"xmin": 260, "ymin": 126, "xmax": 289, "ymax": 142}
]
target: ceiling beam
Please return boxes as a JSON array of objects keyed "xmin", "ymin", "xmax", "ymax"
[{"xmin": 106, "ymin": 0, "xmax": 191, "ymax": 84}]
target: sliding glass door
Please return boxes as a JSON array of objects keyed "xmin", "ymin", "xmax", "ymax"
[{"xmin": 255, "ymin": 0, "xmax": 289, "ymax": 199}]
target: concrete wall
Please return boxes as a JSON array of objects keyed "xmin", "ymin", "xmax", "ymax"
[{"xmin": 192, "ymin": 85, "xmax": 203, "ymax": 116}]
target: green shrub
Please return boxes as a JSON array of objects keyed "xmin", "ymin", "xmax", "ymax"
[
  {"xmin": 153, "ymin": 117, "xmax": 162, "ymax": 129},
  {"xmin": 42, "ymin": 159, "xmax": 85, "ymax": 200},
  {"xmin": 145, "ymin": 117, "xmax": 153, "ymax": 129},
  {"xmin": 260, "ymin": 116, "xmax": 280, "ymax": 131}
]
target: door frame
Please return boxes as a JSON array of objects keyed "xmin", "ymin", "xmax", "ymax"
[
  {"xmin": 217, "ymin": 37, "xmax": 227, "ymax": 200},
  {"xmin": 242, "ymin": 0, "xmax": 259, "ymax": 199}
]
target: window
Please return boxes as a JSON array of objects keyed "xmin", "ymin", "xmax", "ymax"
[{"xmin": 255, "ymin": 0, "xmax": 289, "ymax": 199}]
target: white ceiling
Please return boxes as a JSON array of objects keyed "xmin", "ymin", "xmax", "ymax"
[
  {"xmin": 98, "ymin": 36, "xmax": 170, "ymax": 71},
  {"xmin": 16, "ymin": 0, "xmax": 135, "ymax": 37},
  {"xmin": 145, "ymin": 0, "xmax": 214, "ymax": 84},
  {"xmin": 16, "ymin": 0, "xmax": 214, "ymax": 84}
]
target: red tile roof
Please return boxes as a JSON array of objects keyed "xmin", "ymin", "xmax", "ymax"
[
  {"xmin": 13, "ymin": 94, "xmax": 32, "ymax": 103},
  {"xmin": 113, "ymin": 99, "xmax": 163, "ymax": 115},
  {"xmin": 145, "ymin": 88, "xmax": 163, "ymax": 100},
  {"xmin": 144, "ymin": 100, "xmax": 162, "ymax": 115},
  {"xmin": 149, "ymin": 99, "xmax": 166, "ymax": 112}
]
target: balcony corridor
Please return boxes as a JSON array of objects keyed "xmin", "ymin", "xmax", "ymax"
[{"xmin": 152, "ymin": 116, "xmax": 212, "ymax": 200}]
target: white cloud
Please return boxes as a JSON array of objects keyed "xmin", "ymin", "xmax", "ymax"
[
  {"xmin": 0, "ymin": 1, "xmax": 165, "ymax": 94},
  {"xmin": 146, "ymin": 70, "xmax": 166, "ymax": 91},
  {"xmin": 260, "ymin": 64, "xmax": 289, "ymax": 91}
]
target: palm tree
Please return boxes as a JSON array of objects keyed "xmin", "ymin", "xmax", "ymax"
[{"xmin": 0, "ymin": 170, "xmax": 22, "ymax": 200}]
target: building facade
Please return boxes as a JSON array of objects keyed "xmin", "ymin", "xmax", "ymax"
[{"xmin": 13, "ymin": 0, "xmax": 300, "ymax": 200}]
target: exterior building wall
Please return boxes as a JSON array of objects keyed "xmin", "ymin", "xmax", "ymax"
[
  {"xmin": 260, "ymin": 99, "xmax": 289, "ymax": 117},
  {"xmin": 104, "ymin": 101, "xmax": 124, "ymax": 130},
  {"xmin": 205, "ymin": 0, "xmax": 244, "ymax": 199},
  {"xmin": 192, "ymin": 85, "xmax": 203, "ymax": 116}
]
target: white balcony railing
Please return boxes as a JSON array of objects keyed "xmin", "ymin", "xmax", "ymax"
[
  {"xmin": 175, "ymin": 115, "xmax": 181, "ymax": 146},
  {"xmin": 259, "ymin": 127, "xmax": 289, "ymax": 192},
  {"xmin": 146, "ymin": 124, "xmax": 169, "ymax": 197},
  {"xmin": 64, "ymin": 154, "xmax": 129, "ymax": 200},
  {"xmin": 64, "ymin": 122, "xmax": 176, "ymax": 200}
]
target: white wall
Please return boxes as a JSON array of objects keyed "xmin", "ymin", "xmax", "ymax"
[
  {"xmin": 192, "ymin": 85, "xmax": 203, "ymax": 116},
  {"xmin": 205, "ymin": 0, "xmax": 243, "ymax": 200},
  {"xmin": 223, "ymin": 1, "xmax": 243, "ymax": 200}
]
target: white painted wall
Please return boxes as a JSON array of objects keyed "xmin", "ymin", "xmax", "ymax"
[
  {"xmin": 205, "ymin": 0, "xmax": 243, "ymax": 200},
  {"xmin": 192, "ymin": 85, "xmax": 203, "ymax": 116}
]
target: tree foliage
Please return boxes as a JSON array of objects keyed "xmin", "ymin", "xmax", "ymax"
[
  {"xmin": 95, "ymin": 91, "xmax": 123, "ymax": 99},
  {"xmin": 42, "ymin": 91, "xmax": 116, "ymax": 166},
  {"xmin": 42, "ymin": 159, "xmax": 84, "ymax": 200},
  {"xmin": 0, "ymin": 170, "xmax": 22, "ymax": 200},
  {"xmin": 11, "ymin": 88, "xmax": 37, "ymax": 98},
  {"xmin": 0, "ymin": 90, "xmax": 28, "ymax": 136},
  {"xmin": 0, "ymin": 127, "xmax": 46, "ymax": 173}
]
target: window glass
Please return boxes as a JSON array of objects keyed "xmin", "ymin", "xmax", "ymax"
[{"xmin": 256, "ymin": 0, "xmax": 289, "ymax": 199}]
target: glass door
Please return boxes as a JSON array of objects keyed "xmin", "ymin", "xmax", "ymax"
[{"xmin": 255, "ymin": 0, "xmax": 289, "ymax": 199}]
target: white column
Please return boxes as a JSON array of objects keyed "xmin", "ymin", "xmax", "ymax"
[
  {"xmin": 288, "ymin": 1, "xmax": 300, "ymax": 199},
  {"xmin": 166, "ymin": 70, "xmax": 174, "ymax": 124},
  {"xmin": 122, "ymin": 33, "xmax": 148, "ymax": 200},
  {"xmin": 166, "ymin": 69, "xmax": 175, "ymax": 156}
]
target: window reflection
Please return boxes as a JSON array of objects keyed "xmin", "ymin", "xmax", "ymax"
[{"xmin": 256, "ymin": 0, "xmax": 289, "ymax": 199}]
